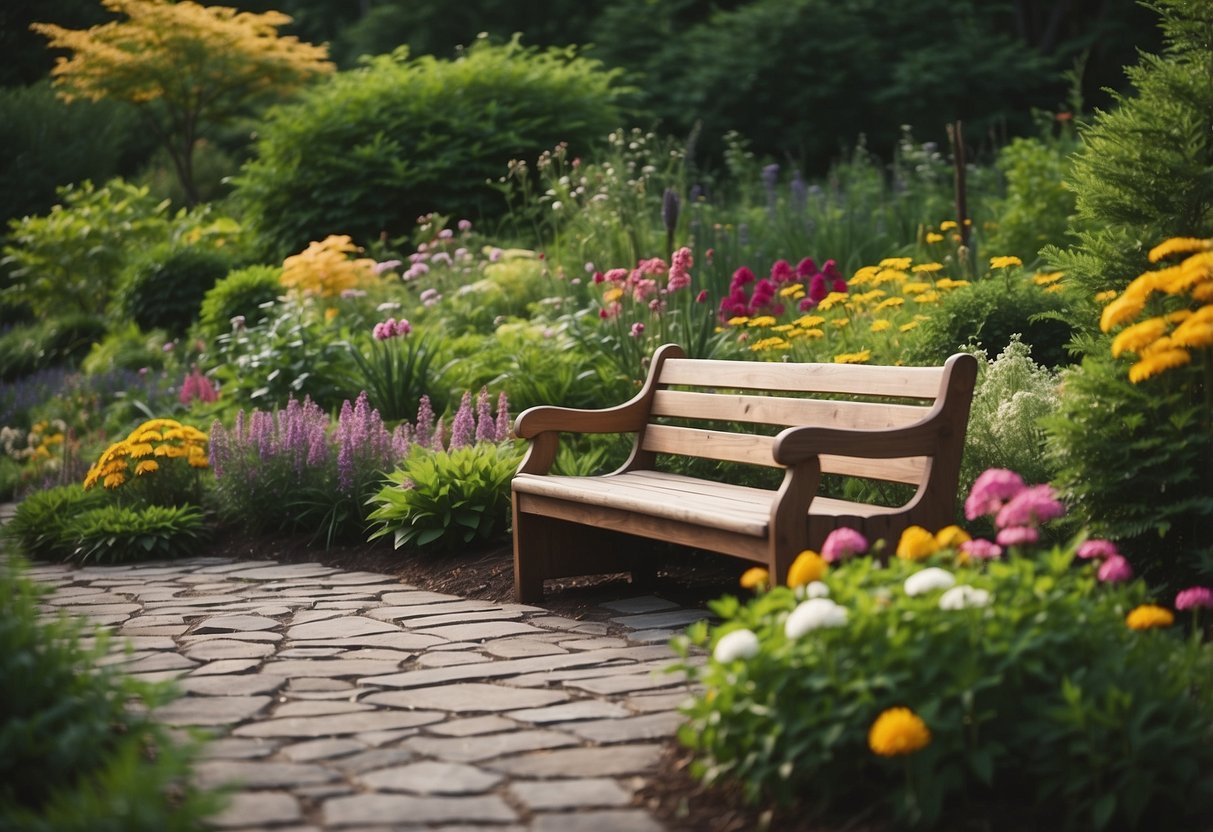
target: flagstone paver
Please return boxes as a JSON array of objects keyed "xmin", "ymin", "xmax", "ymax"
[{"xmin": 10, "ymin": 545, "xmax": 713, "ymax": 830}]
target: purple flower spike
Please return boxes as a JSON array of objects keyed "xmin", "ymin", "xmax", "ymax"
[
  {"xmin": 475, "ymin": 388, "xmax": 496, "ymax": 443},
  {"xmin": 450, "ymin": 392, "xmax": 475, "ymax": 449},
  {"xmin": 414, "ymin": 396, "xmax": 435, "ymax": 448},
  {"xmin": 494, "ymin": 391, "xmax": 511, "ymax": 442}
]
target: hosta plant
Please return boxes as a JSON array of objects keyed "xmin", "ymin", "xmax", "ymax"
[
  {"xmin": 67, "ymin": 503, "xmax": 209, "ymax": 565},
  {"xmin": 3, "ymin": 484, "xmax": 108, "ymax": 561},
  {"xmin": 675, "ymin": 470, "xmax": 1213, "ymax": 830}
]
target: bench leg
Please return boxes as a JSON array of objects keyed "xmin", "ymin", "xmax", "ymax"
[{"xmin": 513, "ymin": 507, "xmax": 549, "ymax": 604}]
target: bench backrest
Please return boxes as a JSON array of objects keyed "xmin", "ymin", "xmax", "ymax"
[{"xmin": 629, "ymin": 348, "xmax": 975, "ymax": 488}]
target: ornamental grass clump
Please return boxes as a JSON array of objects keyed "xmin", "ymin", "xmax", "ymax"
[{"xmin": 675, "ymin": 468, "xmax": 1213, "ymax": 830}]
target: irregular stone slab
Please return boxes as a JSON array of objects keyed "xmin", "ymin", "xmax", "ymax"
[
  {"xmin": 368, "ymin": 600, "xmax": 500, "ymax": 622},
  {"xmin": 627, "ymin": 691, "xmax": 696, "ymax": 712},
  {"xmin": 332, "ymin": 747, "xmax": 417, "ymax": 774},
  {"xmin": 274, "ymin": 700, "xmax": 373, "ymax": 718},
  {"xmin": 63, "ymin": 603, "xmax": 142, "ymax": 617},
  {"xmin": 511, "ymin": 778, "xmax": 633, "ymax": 810},
  {"xmin": 264, "ymin": 658, "xmax": 405, "ymax": 678},
  {"xmin": 505, "ymin": 700, "xmax": 631, "ymax": 725},
  {"xmin": 364, "ymin": 684, "xmax": 568, "ymax": 714},
  {"xmin": 123, "ymin": 652, "xmax": 198, "ymax": 674},
  {"xmin": 426, "ymin": 715, "xmax": 517, "ymax": 738},
  {"xmin": 405, "ymin": 730, "xmax": 578, "ymax": 764},
  {"xmin": 315, "ymin": 571, "xmax": 399, "ymax": 585},
  {"xmin": 96, "ymin": 650, "xmax": 160, "ymax": 668},
  {"xmin": 380, "ymin": 590, "xmax": 463, "ymax": 606},
  {"xmin": 280, "ymin": 738, "xmax": 365, "ymax": 762},
  {"xmin": 559, "ymin": 637, "xmax": 629, "ymax": 651},
  {"xmin": 200, "ymin": 737, "xmax": 279, "ymax": 760},
  {"xmin": 193, "ymin": 614, "xmax": 281, "ymax": 633},
  {"xmin": 179, "ymin": 674, "xmax": 286, "ymax": 697},
  {"xmin": 288, "ymin": 677, "xmax": 352, "ymax": 692},
  {"xmin": 210, "ymin": 791, "xmax": 302, "ymax": 829},
  {"xmin": 117, "ymin": 624, "xmax": 190, "ymax": 637},
  {"xmin": 403, "ymin": 610, "xmax": 524, "ymax": 629},
  {"xmin": 485, "ymin": 744, "xmax": 664, "ymax": 779},
  {"xmin": 415, "ymin": 652, "xmax": 486, "ymax": 669},
  {"xmin": 609, "ymin": 609, "xmax": 709, "ymax": 630},
  {"xmin": 565, "ymin": 671, "xmax": 689, "ymax": 696},
  {"xmin": 154, "ymin": 695, "xmax": 272, "ymax": 726},
  {"xmin": 411, "ymin": 622, "xmax": 544, "ymax": 642},
  {"xmin": 184, "ymin": 639, "xmax": 276, "ymax": 661},
  {"xmin": 290, "ymin": 610, "xmax": 349, "ymax": 625},
  {"xmin": 361, "ymin": 649, "xmax": 641, "ymax": 689},
  {"xmin": 194, "ymin": 760, "xmax": 336, "ymax": 789},
  {"xmin": 358, "ymin": 761, "xmax": 503, "ymax": 795},
  {"xmin": 232, "ymin": 710, "xmax": 444, "ymax": 738},
  {"xmin": 227, "ymin": 564, "xmax": 339, "ymax": 580},
  {"xmin": 600, "ymin": 596, "xmax": 681, "ymax": 615},
  {"xmin": 497, "ymin": 658, "xmax": 682, "ymax": 689},
  {"xmin": 483, "ymin": 638, "xmax": 568, "ymax": 659},
  {"xmin": 285, "ymin": 616, "xmax": 398, "ymax": 640},
  {"xmin": 277, "ymin": 647, "xmax": 346, "ymax": 659},
  {"xmin": 289, "ymin": 633, "xmax": 445, "ymax": 651},
  {"xmin": 527, "ymin": 616, "xmax": 592, "ymax": 632},
  {"xmin": 116, "ymin": 636, "xmax": 178, "ymax": 651},
  {"xmin": 143, "ymin": 594, "xmax": 249, "ymax": 607},
  {"xmin": 531, "ymin": 809, "xmax": 663, "ymax": 832},
  {"xmin": 323, "ymin": 794, "xmax": 516, "ymax": 827},
  {"xmin": 341, "ymin": 649, "xmax": 415, "ymax": 662},
  {"xmin": 189, "ymin": 659, "xmax": 263, "ymax": 676},
  {"xmin": 566, "ymin": 711, "xmax": 685, "ymax": 743},
  {"xmin": 191, "ymin": 561, "xmax": 280, "ymax": 574},
  {"xmin": 626, "ymin": 629, "xmax": 679, "ymax": 644}
]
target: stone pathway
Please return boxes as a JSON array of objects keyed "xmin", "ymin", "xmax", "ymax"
[{"xmin": 21, "ymin": 555, "xmax": 711, "ymax": 831}]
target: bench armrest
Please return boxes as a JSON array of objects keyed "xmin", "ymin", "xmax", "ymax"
[{"xmin": 771, "ymin": 420, "xmax": 947, "ymax": 465}]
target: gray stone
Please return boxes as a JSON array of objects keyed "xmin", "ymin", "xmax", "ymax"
[
  {"xmin": 154, "ymin": 695, "xmax": 272, "ymax": 726},
  {"xmin": 123, "ymin": 652, "xmax": 198, "ymax": 673},
  {"xmin": 505, "ymin": 700, "xmax": 631, "ymax": 724},
  {"xmin": 265, "ymin": 658, "xmax": 405, "ymax": 678},
  {"xmin": 287, "ymin": 677, "xmax": 352, "ymax": 691},
  {"xmin": 194, "ymin": 760, "xmax": 337, "ymax": 789},
  {"xmin": 277, "ymin": 647, "xmax": 345, "ymax": 659},
  {"xmin": 609, "ymin": 609, "xmax": 708, "ymax": 630},
  {"xmin": 280, "ymin": 738, "xmax": 365, "ymax": 762},
  {"xmin": 342, "ymin": 648, "xmax": 416, "ymax": 662},
  {"xmin": 289, "ymin": 633, "xmax": 445, "ymax": 650},
  {"xmin": 116, "ymin": 635, "xmax": 178, "ymax": 651},
  {"xmin": 358, "ymin": 761, "xmax": 503, "ymax": 795},
  {"xmin": 412, "ymin": 621, "xmax": 544, "ymax": 641},
  {"xmin": 274, "ymin": 700, "xmax": 374, "ymax": 718},
  {"xmin": 193, "ymin": 614, "xmax": 281, "ymax": 633},
  {"xmin": 485, "ymin": 744, "xmax": 664, "ymax": 778},
  {"xmin": 183, "ymin": 639, "xmax": 276, "ymax": 661},
  {"xmin": 559, "ymin": 637, "xmax": 629, "ymax": 650},
  {"xmin": 405, "ymin": 730, "xmax": 578, "ymax": 764},
  {"xmin": 368, "ymin": 600, "xmax": 503, "ymax": 621},
  {"xmin": 323, "ymin": 794, "xmax": 516, "ymax": 827},
  {"xmin": 415, "ymin": 651, "xmax": 486, "ymax": 668},
  {"xmin": 332, "ymin": 747, "xmax": 418, "ymax": 774},
  {"xmin": 566, "ymin": 711, "xmax": 685, "ymax": 743},
  {"xmin": 227, "ymin": 564, "xmax": 339, "ymax": 580},
  {"xmin": 402, "ymin": 609, "xmax": 525, "ymax": 629},
  {"xmin": 600, "ymin": 596, "xmax": 680, "ymax": 615},
  {"xmin": 565, "ymin": 671, "xmax": 689, "ymax": 696},
  {"xmin": 511, "ymin": 778, "xmax": 633, "ymax": 810},
  {"xmin": 426, "ymin": 715, "xmax": 517, "ymax": 738},
  {"xmin": 232, "ymin": 710, "xmax": 444, "ymax": 738},
  {"xmin": 364, "ymin": 684, "xmax": 568, "ymax": 714},
  {"xmin": 199, "ymin": 737, "xmax": 279, "ymax": 760},
  {"xmin": 625, "ymin": 629, "xmax": 680, "ymax": 644},
  {"xmin": 531, "ymin": 810, "xmax": 663, "ymax": 832},
  {"xmin": 380, "ymin": 590, "xmax": 463, "ymax": 606},
  {"xmin": 483, "ymin": 638, "xmax": 568, "ymax": 659},
  {"xmin": 210, "ymin": 791, "xmax": 302, "ymax": 829},
  {"xmin": 189, "ymin": 659, "xmax": 264, "ymax": 676},
  {"xmin": 61, "ymin": 602, "xmax": 141, "ymax": 616},
  {"xmin": 286, "ymin": 616, "xmax": 398, "ymax": 640},
  {"xmin": 290, "ymin": 609, "xmax": 349, "ymax": 625},
  {"xmin": 116, "ymin": 624, "xmax": 190, "ymax": 636},
  {"xmin": 627, "ymin": 691, "xmax": 695, "ymax": 712},
  {"xmin": 180, "ymin": 631, "xmax": 284, "ymax": 644},
  {"xmin": 362, "ymin": 649, "xmax": 639, "ymax": 689}
]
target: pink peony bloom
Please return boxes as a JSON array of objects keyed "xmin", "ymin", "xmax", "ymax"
[
  {"xmin": 604, "ymin": 268, "xmax": 629, "ymax": 283},
  {"xmin": 964, "ymin": 468, "xmax": 1027, "ymax": 520},
  {"xmin": 1097, "ymin": 554, "xmax": 1134, "ymax": 583},
  {"xmin": 995, "ymin": 484, "xmax": 1065, "ymax": 529},
  {"xmin": 821, "ymin": 528, "xmax": 869, "ymax": 562},
  {"xmin": 960, "ymin": 538, "xmax": 1003, "ymax": 560},
  {"xmin": 996, "ymin": 525, "xmax": 1039, "ymax": 547},
  {"xmin": 1076, "ymin": 539, "xmax": 1119, "ymax": 560},
  {"xmin": 1175, "ymin": 586, "xmax": 1213, "ymax": 611}
]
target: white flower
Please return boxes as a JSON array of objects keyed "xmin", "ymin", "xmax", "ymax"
[
  {"xmin": 713, "ymin": 629, "xmax": 760, "ymax": 663},
  {"xmin": 795, "ymin": 581, "xmax": 831, "ymax": 600},
  {"xmin": 939, "ymin": 585, "xmax": 992, "ymax": 610},
  {"xmin": 904, "ymin": 567, "xmax": 956, "ymax": 597},
  {"xmin": 785, "ymin": 598, "xmax": 849, "ymax": 638}
]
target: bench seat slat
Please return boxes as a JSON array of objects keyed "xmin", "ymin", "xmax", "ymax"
[
  {"xmin": 659, "ymin": 358, "xmax": 945, "ymax": 398},
  {"xmin": 651, "ymin": 389, "xmax": 929, "ymax": 430}
]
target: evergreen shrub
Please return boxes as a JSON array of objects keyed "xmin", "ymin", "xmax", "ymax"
[
  {"xmin": 196, "ymin": 265, "xmax": 282, "ymax": 342},
  {"xmin": 113, "ymin": 243, "xmax": 236, "ymax": 337}
]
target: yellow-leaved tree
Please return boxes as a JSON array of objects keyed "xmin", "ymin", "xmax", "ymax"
[{"xmin": 32, "ymin": 0, "xmax": 334, "ymax": 205}]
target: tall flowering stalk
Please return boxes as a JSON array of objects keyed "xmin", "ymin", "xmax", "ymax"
[{"xmin": 347, "ymin": 316, "xmax": 438, "ymax": 422}]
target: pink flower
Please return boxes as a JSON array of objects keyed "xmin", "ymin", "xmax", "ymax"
[
  {"xmin": 730, "ymin": 267, "xmax": 755, "ymax": 290},
  {"xmin": 629, "ymin": 322, "xmax": 645, "ymax": 337},
  {"xmin": 605, "ymin": 268, "xmax": 629, "ymax": 283},
  {"xmin": 438, "ymin": 228, "xmax": 454, "ymax": 239},
  {"xmin": 1097, "ymin": 554, "xmax": 1134, "ymax": 583},
  {"xmin": 796, "ymin": 257, "xmax": 818, "ymax": 278},
  {"xmin": 1175, "ymin": 586, "xmax": 1213, "ymax": 610},
  {"xmin": 1076, "ymin": 539, "xmax": 1119, "ymax": 560},
  {"xmin": 593, "ymin": 271, "xmax": 606, "ymax": 284},
  {"xmin": 695, "ymin": 290, "xmax": 709, "ymax": 303},
  {"xmin": 808, "ymin": 273, "xmax": 828, "ymax": 303},
  {"xmin": 995, "ymin": 484, "xmax": 1065, "ymax": 529},
  {"xmin": 374, "ymin": 259, "xmax": 402, "ymax": 275},
  {"xmin": 457, "ymin": 219, "xmax": 472, "ymax": 231},
  {"xmin": 372, "ymin": 320, "xmax": 393, "ymax": 340},
  {"xmin": 996, "ymin": 526, "xmax": 1039, "ymax": 547},
  {"xmin": 392, "ymin": 318, "xmax": 412, "ymax": 337},
  {"xmin": 632, "ymin": 278, "xmax": 658, "ymax": 303},
  {"xmin": 668, "ymin": 248, "xmax": 693, "ymax": 291},
  {"xmin": 821, "ymin": 528, "xmax": 868, "ymax": 562},
  {"xmin": 798, "ymin": 297, "xmax": 818, "ymax": 312},
  {"xmin": 769, "ymin": 259, "xmax": 795, "ymax": 284},
  {"xmin": 964, "ymin": 468, "xmax": 1027, "ymax": 520},
  {"xmin": 960, "ymin": 538, "xmax": 1003, "ymax": 560}
]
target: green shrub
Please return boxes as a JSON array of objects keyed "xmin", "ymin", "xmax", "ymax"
[
  {"xmin": 81, "ymin": 323, "xmax": 171, "ymax": 375},
  {"xmin": 0, "ymin": 560, "xmax": 219, "ymax": 831},
  {"xmin": 233, "ymin": 37, "xmax": 627, "ymax": 258},
  {"xmin": 196, "ymin": 264, "xmax": 282, "ymax": 342},
  {"xmin": 3, "ymin": 484, "xmax": 108, "ymax": 560},
  {"xmin": 67, "ymin": 503, "xmax": 209, "ymax": 565},
  {"xmin": 985, "ymin": 133, "xmax": 1080, "ymax": 263},
  {"xmin": 368, "ymin": 442, "xmax": 523, "ymax": 552},
  {"xmin": 677, "ymin": 543, "xmax": 1213, "ymax": 829},
  {"xmin": 113, "ymin": 243, "xmax": 236, "ymax": 337},
  {"xmin": 0, "ymin": 313, "xmax": 108, "ymax": 381},
  {"xmin": 347, "ymin": 326, "xmax": 444, "ymax": 423}
]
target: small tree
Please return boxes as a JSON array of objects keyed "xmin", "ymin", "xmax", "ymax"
[{"xmin": 32, "ymin": 0, "xmax": 334, "ymax": 205}]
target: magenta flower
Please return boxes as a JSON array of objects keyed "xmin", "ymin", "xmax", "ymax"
[
  {"xmin": 1097, "ymin": 554, "xmax": 1134, "ymax": 583},
  {"xmin": 629, "ymin": 322, "xmax": 645, "ymax": 338},
  {"xmin": 604, "ymin": 268, "xmax": 628, "ymax": 283},
  {"xmin": 996, "ymin": 525, "xmax": 1039, "ymax": 547},
  {"xmin": 695, "ymin": 290, "xmax": 709, "ymax": 303},
  {"xmin": 808, "ymin": 272, "xmax": 829, "ymax": 303},
  {"xmin": 457, "ymin": 219, "xmax": 472, "ymax": 231},
  {"xmin": 668, "ymin": 246, "xmax": 694, "ymax": 291},
  {"xmin": 964, "ymin": 468, "xmax": 1027, "ymax": 520},
  {"xmin": 373, "ymin": 259, "xmax": 402, "ymax": 275},
  {"xmin": 821, "ymin": 528, "xmax": 869, "ymax": 562},
  {"xmin": 769, "ymin": 259, "xmax": 795, "ymax": 284},
  {"xmin": 796, "ymin": 257, "xmax": 818, "ymax": 278},
  {"xmin": 1175, "ymin": 586, "xmax": 1213, "ymax": 611},
  {"xmin": 995, "ymin": 484, "xmax": 1065, "ymax": 529},
  {"xmin": 730, "ymin": 267, "xmax": 755, "ymax": 290},
  {"xmin": 1076, "ymin": 539, "xmax": 1120, "ymax": 560},
  {"xmin": 960, "ymin": 538, "xmax": 1003, "ymax": 560},
  {"xmin": 392, "ymin": 318, "xmax": 412, "ymax": 337}
]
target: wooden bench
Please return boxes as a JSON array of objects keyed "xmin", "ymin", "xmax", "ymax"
[{"xmin": 510, "ymin": 343, "xmax": 978, "ymax": 602}]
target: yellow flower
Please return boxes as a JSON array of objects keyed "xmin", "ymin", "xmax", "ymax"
[
  {"xmin": 850, "ymin": 266, "xmax": 880, "ymax": 285},
  {"xmin": 925, "ymin": 232, "xmax": 944, "ymax": 244},
  {"xmin": 1033, "ymin": 271, "xmax": 1064, "ymax": 286},
  {"xmin": 939, "ymin": 221, "xmax": 958, "ymax": 231},
  {"xmin": 1094, "ymin": 290, "xmax": 1118, "ymax": 303},
  {"xmin": 875, "ymin": 297, "xmax": 905, "ymax": 310},
  {"xmin": 795, "ymin": 328, "xmax": 825, "ymax": 339},
  {"xmin": 103, "ymin": 472, "xmax": 126, "ymax": 489},
  {"xmin": 1128, "ymin": 349, "xmax": 1191, "ymax": 383},
  {"xmin": 832, "ymin": 318, "xmax": 850, "ymax": 329},
  {"xmin": 990, "ymin": 256, "xmax": 1023, "ymax": 269},
  {"xmin": 935, "ymin": 278, "xmax": 970, "ymax": 290},
  {"xmin": 795, "ymin": 314, "xmax": 825, "ymax": 328},
  {"xmin": 912, "ymin": 262, "xmax": 944, "ymax": 273},
  {"xmin": 834, "ymin": 349, "xmax": 871, "ymax": 364},
  {"xmin": 787, "ymin": 550, "xmax": 827, "ymax": 588},
  {"xmin": 1148, "ymin": 236, "xmax": 1212, "ymax": 263},
  {"xmin": 750, "ymin": 336, "xmax": 791, "ymax": 352},
  {"xmin": 134, "ymin": 459, "xmax": 160, "ymax": 475},
  {"xmin": 870, "ymin": 319, "xmax": 892, "ymax": 332},
  {"xmin": 727, "ymin": 316, "xmax": 750, "ymax": 326},
  {"xmin": 324, "ymin": 306, "xmax": 339, "ymax": 323},
  {"xmin": 914, "ymin": 291, "xmax": 940, "ymax": 304},
  {"xmin": 779, "ymin": 283, "xmax": 805, "ymax": 297},
  {"xmin": 899, "ymin": 321, "xmax": 920, "ymax": 332},
  {"xmin": 869, "ymin": 707, "xmax": 931, "ymax": 757},
  {"xmin": 1110, "ymin": 317, "xmax": 1170, "ymax": 357},
  {"xmin": 1126, "ymin": 604, "xmax": 1175, "ymax": 630},
  {"xmin": 875, "ymin": 269, "xmax": 908, "ymax": 285},
  {"xmin": 1099, "ymin": 293, "xmax": 1146, "ymax": 332},
  {"xmin": 748, "ymin": 315, "xmax": 778, "ymax": 328},
  {"xmin": 1171, "ymin": 319, "xmax": 1213, "ymax": 349},
  {"xmin": 817, "ymin": 292, "xmax": 849, "ymax": 311},
  {"xmin": 934, "ymin": 525, "xmax": 971, "ymax": 549},
  {"xmin": 896, "ymin": 525, "xmax": 938, "ymax": 560},
  {"xmin": 903, "ymin": 282, "xmax": 931, "ymax": 294},
  {"xmin": 602, "ymin": 287, "xmax": 624, "ymax": 303},
  {"xmin": 879, "ymin": 257, "xmax": 912, "ymax": 270},
  {"xmin": 740, "ymin": 567, "xmax": 769, "ymax": 591}
]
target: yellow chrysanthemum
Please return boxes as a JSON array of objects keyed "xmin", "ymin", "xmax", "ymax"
[
  {"xmin": 1099, "ymin": 293, "xmax": 1146, "ymax": 333},
  {"xmin": 727, "ymin": 316, "xmax": 750, "ymax": 326},
  {"xmin": 935, "ymin": 525, "xmax": 972, "ymax": 549},
  {"xmin": 794, "ymin": 315, "xmax": 825, "ymax": 328},
  {"xmin": 912, "ymin": 263, "xmax": 944, "ymax": 274},
  {"xmin": 740, "ymin": 567, "xmax": 770, "ymax": 590},
  {"xmin": 1193, "ymin": 282, "xmax": 1213, "ymax": 302},
  {"xmin": 899, "ymin": 321, "xmax": 920, "ymax": 332},
  {"xmin": 795, "ymin": 328, "xmax": 825, "ymax": 340},
  {"xmin": 127, "ymin": 442, "xmax": 155, "ymax": 458},
  {"xmin": 875, "ymin": 269, "xmax": 908, "ymax": 285},
  {"xmin": 990, "ymin": 256, "xmax": 1023, "ymax": 269},
  {"xmin": 1094, "ymin": 290, "xmax": 1118, "ymax": 303},
  {"xmin": 1126, "ymin": 604, "xmax": 1175, "ymax": 630},
  {"xmin": 935, "ymin": 278, "xmax": 970, "ymax": 290},
  {"xmin": 870, "ymin": 319, "xmax": 892, "ymax": 332},
  {"xmin": 903, "ymin": 282, "xmax": 931, "ymax": 294},
  {"xmin": 750, "ymin": 337, "xmax": 791, "ymax": 352},
  {"xmin": 879, "ymin": 257, "xmax": 912, "ymax": 270},
  {"xmin": 1167, "ymin": 320, "xmax": 1213, "ymax": 349},
  {"xmin": 772, "ymin": 324, "xmax": 795, "ymax": 333},
  {"xmin": 103, "ymin": 472, "xmax": 126, "ymax": 489},
  {"xmin": 832, "ymin": 318, "xmax": 850, "ymax": 329},
  {"xmin": 1110, "ymin": 317, "xmax": 1170, "ymax": 357},
  {"xmin": 869, "ymin": 707, "xmax": 931, "ymax": 757},
  {"xmin": 188, "ymin": 455, "xmax": 210, "ymax": 469},
  {"xmin": 875, "ymin": 297, "xmax": 905, "ymax": 310},
  {"xmin": 925, "ymin": 232, "xmax": 944, "ymax": 243},
  {"xmin": 134, "ymin": 459, "xmax": 160, "ymax": 475},
  {"xmin": 748, "ymin": 315, "xmax": 778, "ymax": 328},
  {"xmin": 834, "ymin": 350, "xmax": 871, "ymax": 364},
  {"xmin": 602, "ymin": 287, "xmax": 624, "ymax": 303},
  {"xmin": 914, "ymin": 291, "xmax": 940, "ymax": 304},
  {"xmin": 850, "ymin": 266, "xmax": 880, "ymax": 285},
  {"xmin": 1128, "ymin": 349, "xmax": 1191, "ymax": 383},
  {"xmin": 779, "ymin": 283, "xmax": 805, "ymax": 298},
  {"xmin": 896, "ymin": 525, "xmax": 938, "ymax": 560},
  {"xmin": 1147, "ymin": 236, "xmax": 1212, "ymax": 263},
  {"xmin": 818, "ymin": 292, "xmax": 850, "ymax": 311},
  {"xmin": 1033, "ymin": 271, "xmax": 1064, "ymax": 286},
  {"xmin": 787, "ymin": 550, "xmax": 827, "ymax": 588},
  {"xmin": 939, "ymin": 221, "xmax": 958, "ymax": 231}
]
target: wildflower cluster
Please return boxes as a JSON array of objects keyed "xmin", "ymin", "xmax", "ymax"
[
  {"xmin": 717, "ymin": 257, "xmax": 844, "ymax": 321},
  {"xmin": 83, "ymin": 418, "xmax": 208, "ymax": 505},
  {"xmin": 1, "ymin": 420, "xmax": 66, "ymax": 464},
  {"xmin": 178, "ymin": 367, "xmax": 218, "ymax": 405},
  {"xmin": 1100, "ymin": 236, "xmax": 1213, "ymax": 382},
  {"xmin": 280, "ymin": 234, "xmax": 377, "ymax": 298},
  {"xmin": 372, "ymin": 316, "xmax": 411, "ymax": 340}
]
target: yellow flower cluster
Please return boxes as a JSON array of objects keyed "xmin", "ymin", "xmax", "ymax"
[
  {"xmin": 868, "ymin": 707, "xmax": 932, "ymax": 756},
  {"xmin": 1099, "ymin": 237, "xmax": 1213, "ymax": 383},
  {"xmin": 1125, "ymin": 604, "xmax": 1175, "ymax": 630},
  {"xmin": 280, "ymin": 235, "xmax": 378, "ymax": 298},
  {"xmin": 736, "ymin": 550, "xmax": 828, "ymax": 591},
  {"xmin": 84, "ymin": 418, "xmax": 209, "ymax": 491}
]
